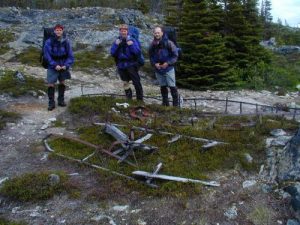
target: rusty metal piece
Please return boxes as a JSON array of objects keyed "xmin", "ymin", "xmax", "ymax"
[
  {"xmin": 46, "ymin": 133, "xmax": 136, "ymax": 167},
  {"xmin": 129, "ymin": 106, "xmax": 152, "ymax": 121}
]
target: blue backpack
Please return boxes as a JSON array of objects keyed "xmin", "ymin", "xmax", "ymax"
[{"xmin": 128, "ymin": 26, "xmax": 145, "ymax": 67}]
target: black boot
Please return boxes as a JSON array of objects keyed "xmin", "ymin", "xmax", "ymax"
[
  {"xmin": 57, "ymin": 84, "xmax": 66, "ymax": 107},
  {"xmin": 47, "ymin": 86, "xmax": 55, "ymax": 111},
  {"xmin": 160, "ymin": 86, "xmax": 169, "ymax": 106},
  {"xmin": 170, "ymin": 86, "xmax": 179, "ymax": 107},
  {"xmin": 125, "ymin": 88, "xmax": 133, "ymax": 100}
]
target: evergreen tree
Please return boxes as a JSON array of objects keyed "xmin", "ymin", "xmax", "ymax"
[
  {"xmin": 177, "ymin": 0, "xmax": 235, "ymax": 90},
  {"xmin": 165, "ymin": 0, "xmax": 184, "ymax": 27},
  {"xmin": 222, "ymin": 0, "xmax": 268, "ymax": 69}
]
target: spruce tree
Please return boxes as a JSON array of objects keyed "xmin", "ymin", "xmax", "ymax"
[
  {"xmin": 165, "ymin": 0, "xmax": 183, "ymax": 27},
  {"xmin": 177, "ymin": 0, "xmax": 236, "ymax": 90}
]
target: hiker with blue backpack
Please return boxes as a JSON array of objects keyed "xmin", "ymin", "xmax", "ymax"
[
  {"xmin": 110, "ymin": 24, "xmax": 144, "ymax": 101},
  {"xmin": 43, "ymin": 24, "xmax": 74, "ymax": 111},
  {"xmin": 149, "ymin": 26, "xmax": 179, "ymax": 107}
]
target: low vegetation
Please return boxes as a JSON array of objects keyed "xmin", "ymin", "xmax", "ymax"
[
  {"xmin": 248, "ymin": 205, "xmax": 274, "ymax": 225},
  {"xmin": 46, "ymin": 96, "xmax": 299, "ymax": 197},
  {"xmin": 0, "ymin": 29, "xmax": 15, "ymax": 55},
  {"xmin": 0, "ymin": 69, "xmax": 46, "ymax": 97},
  {"xmin": 0, "ymin": 217, "xmax": 26, "ymax": 225},
  {"xmin": 15, "ymin": 47, "xmax": 41, "ymax": 67},
  {"xmin": 0, "ymin": 171, "xmax": 75, "ymax": 202},
  {"xmin": 239, "ymin": 52, "xmax": 300, "ymax": 91},
  {"xmin": 0, "ymin": 110, "xmax": 20, "ymax": 130},
  {"xmin": 73, "ymin": 48, "xmax": 115, "ymax": 72}
]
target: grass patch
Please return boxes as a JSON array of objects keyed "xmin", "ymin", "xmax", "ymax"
[
  {"xmin": 15, "ymin": 47, "xmax": 41, "ymax": 67},
  {"xmin": 0, "ymin": 217, "xmax": 26, "ymax": 225},
  {"xmin": 0, "ymin": 110, "xmax": 20, "ymax": 130},
  {"xmin": 50, "ymin": 96, "xmax": 299, "ymax": 197},
  {"xmin": 247, "ymin": 205, "xmax": 274, "ymax": 225},
  {"xmin": 0, "ymin": 29, "xmax": 15, "ymax": 55},
  {"xmin": 73, "ymin": 47, "xmax": 115, "ymax": 71},
  {"xmin": 0, "ymin": 171, "xmax": 76, "ymax": 202},
  {"xmin": 0, "ymin": 69, "xmax": 46, "ymax": 97}
]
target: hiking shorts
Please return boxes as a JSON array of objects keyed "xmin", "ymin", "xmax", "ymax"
[
  {"xmin": 47, "ymin": 69, "xmax": 71, "ymax": 84},
  {"xmin": 155, "ymin": 68, "xmax": 176, "ymax": 87}
]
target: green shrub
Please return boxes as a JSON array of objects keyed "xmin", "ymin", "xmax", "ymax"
[
  {"xmin": 248, "ymin": 205, "xmax": 273, "ymax": 225},
  {"xmin": 0, "ymin": 171, "xmax": 69, "ymax": 202},
  {"xmin": 0, "ymin": 69, "xmax": 46, "ymax": 97},
  {"xmin": 15, "ymin": 47, "xmax": 41, "ymax": 67},
  {"xmin": 0, "ymin": 217, "xmax": 26, "ymax": 225},
  {"xmin": 0, "ymin": 29, "xmax": 15, "ymax": 55},
  {"xmin": 0, "ymin": 110, "xmax": 20, "ymax": 130}
]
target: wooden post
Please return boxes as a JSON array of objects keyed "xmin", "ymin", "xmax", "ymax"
[
  {"xmin": 225, "ymin": 98, "xmax": 228, "ymax": 114},
  {"xmin": 256, "ymin": 104, "xmax": 258, "ymax": 115},
  {"xmin": 293, "ymin": 108, "xmax": 297, "ymax": 121},
  {"xmin": 194, "ymin": 99, "xmax": 197, "ymax": 110},
  {"xmin": 240, "ymin": 102, "xmax": 242, "ymax": 114}
]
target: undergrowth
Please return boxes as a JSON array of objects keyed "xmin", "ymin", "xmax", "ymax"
[
  {"xmin": 0, "ymin": 110, "xmax": 20, "ymax": 130},
  {"xmin": 0, "ymin": 171, "xmax": 77, "ymax": 202},
  {"xmin": 48, "ymin": 96, "xmax": 299, "ymax": 197},
  {"xmin": 15, "ymin": 47, "xmax": 41, "ymax": 67},
  {"xmin": 0, "ymin": 29, "xmax": 14, "ymax": 55},
  {"xmin": 0, "ymin": 69, "xmax": 46, "ymax": 97},
  {"xmin": 73, "ymin": 47, "xmax": 115, "ymax": 71},
  {"xmin": 0, "ymin": 217, "xmax": 26, "ymax": 225}
]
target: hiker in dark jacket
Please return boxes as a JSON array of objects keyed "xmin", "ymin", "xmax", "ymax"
[
  {"xmin": 44, "ymin": 24, "xmax": 74, "ymax": 111},
  {"xmin": 110, "ymin": 24, "xmax": 143, "ymax": 101},
  {"xmin": 149, "ymin": 26, "xmax": 179, "ymax": 106}
]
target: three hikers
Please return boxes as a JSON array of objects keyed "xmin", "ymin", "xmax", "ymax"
[
  {"xmin": 149, "ymin": 26, "xmax": 179, "ymax": 107},
  {"xmin": 42, "ymin": 24, "xmax": 179, "ymax": 110},
  {"xmin": 43, "ymin": 24, "xmax": 74, "ymax": 111},
  {"xmin": 110, "ymin": 24, "xmax": 144, "ymax": 101}
]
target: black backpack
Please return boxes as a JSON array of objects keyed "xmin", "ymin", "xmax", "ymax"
[
  {"xmin": 163, "ymin": 26, "xmax": 182, "ymax": 59},
  {"xmin": 40, "ymin": 28, "xmax": 55, "ymax": 69}
]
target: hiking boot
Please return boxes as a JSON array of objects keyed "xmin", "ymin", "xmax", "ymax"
[
  {"xmin": 170, "ymin": 86, "xmax": 179, "ymax": 107},
  {"xmin": 47, "ymin": 86, "xmax": 55, "ymax": 111},
  {"xmin": 160, "ymin": 86, "xmax": 169, "ymax": 106},
  {"xmin": 57, "ymin": 84, "xmax": 66, "ymax": 107},
  {"xmin": 125, "ymin": 88, "xmax": 133, "ymax": 100}
]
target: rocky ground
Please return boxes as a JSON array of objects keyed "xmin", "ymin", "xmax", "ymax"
[
  {"xmin": 0, "ymin": 59, "xmax": 299, "ymax": 225},
  {"xmin": 0, "ymin": 6, "xmax": 300, "ymax": 225}
]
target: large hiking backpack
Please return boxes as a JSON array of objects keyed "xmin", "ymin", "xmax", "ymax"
[
  {"xmin": 128, "ymin": 25, "xmax": 145, "ymax": 67},
  {"xmin": 163, "ymin": 26, "xmax": 182, "ymax": 59},
  {"xmin": 40, "ymin": 28, "xmax": 67, "ymax": 69},
  {"xmin": 40, "ymin": 28, "xmax": 55, "ymax": 69}
]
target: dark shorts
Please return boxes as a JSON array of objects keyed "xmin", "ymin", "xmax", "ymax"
[
  {"xmin": 118, "ymin": 66, "xmax": 139, "ymax": 82},
  {"xmin": 47, "ymin": 69, "xmax": 71, "ymax": 84}
]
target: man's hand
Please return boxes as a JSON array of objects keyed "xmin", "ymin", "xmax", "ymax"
[
  {"xmin": 55, "ymin": 65, "xmax": 62, "ymax": 71},
  {"xmin": 127, "ymin": 40, "xmax": 133, "ymax": 45},
  {"xmin": 160, "ymin": 62, "xmax": 168, "ymax": 69},
  {"xmin": 115, "ymin": 39, "xmax": 121, "ymax": 45},
  {"xmin": 155, "ymin": 63, "xmax": 161, "ymax": 70}
]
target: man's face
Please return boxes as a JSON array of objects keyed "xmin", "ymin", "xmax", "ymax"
[
  {"xmin": 54, "ymin": 28, "xmax": 63, "ymax": 37},
  {"xmin": 119, "ymin": 28, "xmax": 128, "ymax": 39},
  {"xmin": 154, "ymin": 27, "xmax": 163, "ymax": 40}
]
